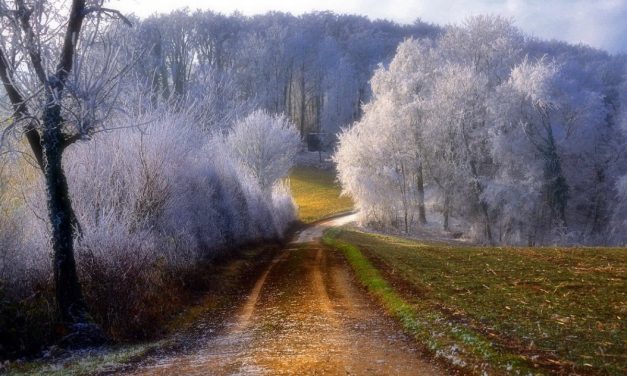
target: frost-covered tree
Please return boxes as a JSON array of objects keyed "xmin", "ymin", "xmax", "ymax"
[
  {"xmin": 334, "ymin": 38, "xmax": 437, "ymax": 231},
  {"xmin": 124, "ymin": 10, "xmax": 440, "ymax": 137},
  {"xmin": 335, "ymin": 95, "xmax": 412, "ymax": 229},
  {"xmin": 226, "ymin": 110, "xmax": 300, "ymax": 191},
  {"xmin": 425, "ymin": 65, "xmax": 495, "ymax": 241},
  {"xmin": 335, "ymin": 15, "xmax": 627, "ymax": 245},
  {"xmin": 0, "ymin": 0, "xmax": 132, "ymax": 337},
  {"xmin": 438, "ymin": 15, "xmax": 523, "ymax": 85}
]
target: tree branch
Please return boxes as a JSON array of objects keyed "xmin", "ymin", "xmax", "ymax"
[
  {"xmin": 15, "ymin": 0, "xmax": 47, "ymax": 85},
  {"xmin": 83, "ymin": 7, "xmax": 133, "ymax": 27},
  {"xmin": 55, "ymin": 0, "xmax": 87, "ymax": 86},
  {"xmin": 0, "ymin": 47, "xmax": 27, "ymax": 114},
  {"xmin": 0, "ymin": 46, "xmax": 44, "ymax": 169},
  {"xmin": 62, "ymin": 132, "xmax": 83, "ymax": 148}
]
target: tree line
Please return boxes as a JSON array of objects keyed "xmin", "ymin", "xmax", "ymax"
[
  {"xmin": 125, "ymin": 9, "xmax": 440, "ymax": 138},
  {"xmin": 335, "ymin": 16, "xmax": 627, "ymax": 246}
]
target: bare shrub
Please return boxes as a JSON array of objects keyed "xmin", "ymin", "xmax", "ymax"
[{"xmin": 0, "ymin": 107, "xmax": 298, "ymax": 348}]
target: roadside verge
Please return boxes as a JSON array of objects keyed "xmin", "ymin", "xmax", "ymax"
[{"xmin": 323, "ymin": 228, "xmax": 571, "ymax": 375}]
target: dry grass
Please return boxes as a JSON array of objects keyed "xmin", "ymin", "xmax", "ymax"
[
  {"xmin": 325, "ymin": 229, "xmax": 627, "ymax": 375},
  {"xmin": 288, "ymin": 166, "xmax": 353, "ymax": 223},
  {"xmin": 3, "ymin": 245, "xmax": 279, "ymax": 375}
]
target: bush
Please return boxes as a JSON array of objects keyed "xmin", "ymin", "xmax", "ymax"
[
  {"xmin": 225, "ymin": 109, "xmax": 301, "ymax": 191},
  {"xmin": 0, "ymin": 108, "xmax": 297, "ymax": 357}
]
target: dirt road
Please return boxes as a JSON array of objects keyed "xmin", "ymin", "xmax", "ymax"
[{"xmin": 129, "ymin": 216, "xmax": 442, "ymax": 375}]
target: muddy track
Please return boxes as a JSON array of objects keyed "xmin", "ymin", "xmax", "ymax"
[{"xmin": 129, "ymin": 216, "xmax": 443, "ymax": 375}]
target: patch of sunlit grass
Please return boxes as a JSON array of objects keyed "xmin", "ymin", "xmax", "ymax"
[{"xmin": 288, "ymin": 166, "xmax": 353, "ymax": 223}]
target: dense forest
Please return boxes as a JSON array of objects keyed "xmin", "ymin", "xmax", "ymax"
[
  {"xmin": 335, "ymin": 17, "xmax": 627, "ymax": 246},
  {"xmin": 126, "ymin": 9, "xmax": 440, "ymax": 138}
]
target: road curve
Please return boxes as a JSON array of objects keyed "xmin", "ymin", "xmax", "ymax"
[
  {"xmin": 293, "ymin": 212, "xmax": 359, "ymax": 243},
  {"xmin": 129, "ymin": 214, "xmax": 443, "ymax": 375}
]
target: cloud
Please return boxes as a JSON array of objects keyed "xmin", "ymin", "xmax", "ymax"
[
  {"xmin": 112, "ymin": 0, "xmax": 627, "ymax": 53},
  {"xmin": 498, "ymin": 0, "xmax": 627, "ymax": 53},
  {"xmin": 364, "ymin": 0, "xmax": 627, "ymax": 53}
]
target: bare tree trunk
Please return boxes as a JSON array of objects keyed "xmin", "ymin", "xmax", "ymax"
[
  {"xmin": 416, "ymin": 162, "xmax": 427, "ymax": 225},
  {"xmin": 299, "ymin": 62, "xmax": 306, "ymax": 137},
  {"xmin": 543, "ymin": 131, "xmax": 568, "ymax": 225},
  {"xmin": 286, "ymin": 62, "xmax": 293, "ymax": 119},
  {"xmin": 354, "ymin": 86, "xmax": 364, "ymax": 120},
  {"xmin": 461, "ymin": 119, "xmax": 493, "ymax": 244},
  {"xmin": 315, "ymin": 93, "xmax": 321, "ymax": 132},
  {"xmin": 150, "ymin": 34, "xmax": 169, "ymax": 106},
  {"xmin": 469, "ymin": 166, "xmax": 493, "ymax": 243},
  {"xmin": 589, "ymin": 166, "xmax": 606, "ymax": 235},
  {"xmin": 42, "ymin": 104, "xmax": 87, "ymax": 324},
  {"xmin": 404, "ymin": 210, "xmax": 408, "ymax": 233},
  {"xmin": 399, "ymin": 163, "xmax": 409, "ymax": 233},
  {"xmin": 443, "ymin": 194, "xmax": 450, "ymax": 231},
  {"xmin": 480, "ymin": 201, "xmax": 493, "ymax": 243},
  {"xmin": 1, "ymin": 0, "xmax": 115, "ymax": 346}
]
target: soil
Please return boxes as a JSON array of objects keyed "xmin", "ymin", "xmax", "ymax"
[{"xmin": 127, "ymin": 216, "xmax": 443, "ymax": 375}]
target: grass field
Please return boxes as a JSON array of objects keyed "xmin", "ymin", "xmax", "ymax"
[
  {"xmin": 289, "ymin": 166, "xmax": 353, "ymax": 223},
  {"xmin": 324, "ymin": 229, "xmax": 626, "ymax": 375}
]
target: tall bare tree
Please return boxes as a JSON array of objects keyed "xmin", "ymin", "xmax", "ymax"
[{"xmin": 0, "ymin": 0, "xmax": 130, "ymax": 341}]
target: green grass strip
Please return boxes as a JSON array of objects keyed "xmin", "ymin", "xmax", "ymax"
[{"xmin": 323, "ymin": 229, "xmax": 540, "ymax": 375}]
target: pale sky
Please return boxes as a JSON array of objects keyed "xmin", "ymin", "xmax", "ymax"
[{"xmin": 112, "ymin": 0, "xmax": 627, "ymax": 54}]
